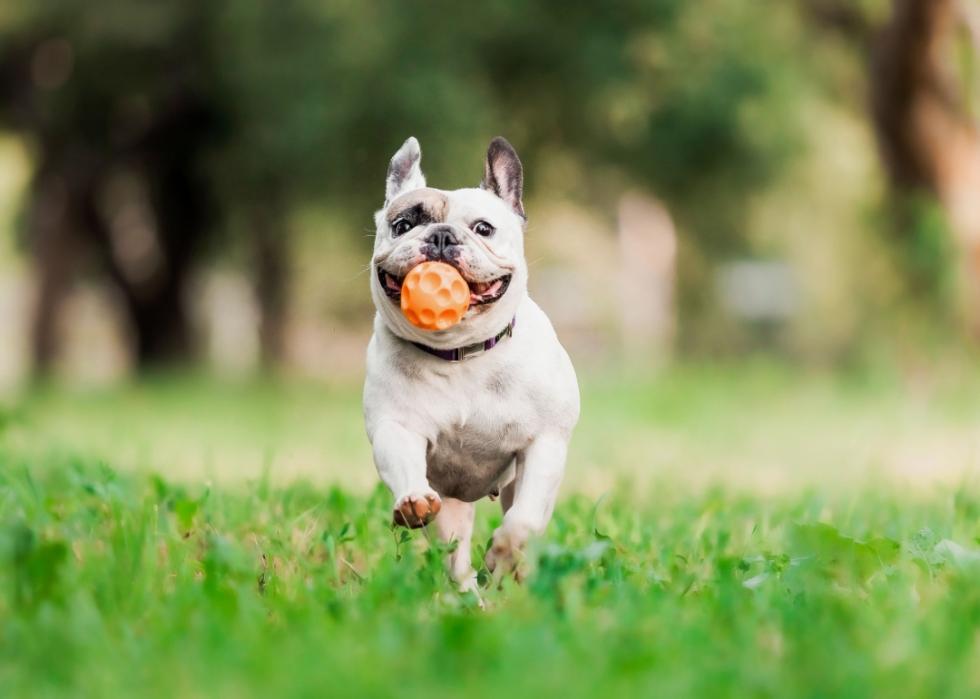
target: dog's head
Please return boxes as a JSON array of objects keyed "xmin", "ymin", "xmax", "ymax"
[{"xmin": 370, "ymin": 137, "xmax": 528, "ymax": 348}]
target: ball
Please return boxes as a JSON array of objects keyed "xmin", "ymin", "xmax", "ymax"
[{"xmin": 400, "ymin": 261, "xmax": 471, "ymax": 331}]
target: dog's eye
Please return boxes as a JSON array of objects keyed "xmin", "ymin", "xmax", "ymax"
[
  {"xmin": 472, "ymin": 220, "xmax": 495, "ymax": 237},
  {"xmin": 391, "ymin": 219, "xmax": 413, "ymax": 237}
]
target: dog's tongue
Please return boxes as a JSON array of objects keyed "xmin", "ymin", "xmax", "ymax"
[
  {"xmin": 470, "ymin": 278, "xmax": 503, "ymax": 300},
  {"xmin": 385, "ymin": 274, "xmax": 401, "ymax": 291}
]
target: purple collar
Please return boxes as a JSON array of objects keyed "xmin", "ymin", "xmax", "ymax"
[{"xmin": 412, "ymin": 317, "xmax": 516, "ymax": 362}]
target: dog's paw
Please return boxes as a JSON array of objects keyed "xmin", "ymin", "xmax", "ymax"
[
  {"xmin": 392, "ymin": 491, "xmax": 442, "ymax": 528},
  {"xmin": 484, "ymin": 522, "xmax": 531, "ymax": 582}
]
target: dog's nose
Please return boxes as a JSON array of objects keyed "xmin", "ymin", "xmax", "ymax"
[{"xmin": 424, "ymin": 226, "xmax": 460, "ymax": 258}]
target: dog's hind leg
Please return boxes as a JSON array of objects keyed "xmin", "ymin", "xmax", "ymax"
[
  {"xmin": 495, "ymin": 459, "xmax": 517, "ymax": 514},
  {"xmin": 434, "ymin": 497, "xmax": 478, "ymax": 593}
]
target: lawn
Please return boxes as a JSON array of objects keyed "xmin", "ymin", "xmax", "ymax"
[{"xmin": 1, "ymin": 364, "xmax": 979, "ymax": 697}]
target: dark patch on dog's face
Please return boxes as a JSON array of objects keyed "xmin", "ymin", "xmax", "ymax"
[
  {"xmin": 386, "ymin": 189, "xmax": 448, "ymax": 229},
  {"xmin": 392, "ymin": 203, "xmax": 427, "ymax": 229}
]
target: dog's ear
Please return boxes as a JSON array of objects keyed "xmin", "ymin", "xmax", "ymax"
[
  {"xmin": 481, "ymin": 137, "xmax": 525, "ymax": 219},
  {"xmin": 385, "ymin": 137, "xmax": 426, "ymax": 204}
]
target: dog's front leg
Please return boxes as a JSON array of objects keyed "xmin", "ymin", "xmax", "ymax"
[
  {"xmin": 371, "ymin": 420, "xmax": 441, "ymax": 528},
  {"xmin": 485, "ymin": 432, "xmax": 567, "ymax": 579}
]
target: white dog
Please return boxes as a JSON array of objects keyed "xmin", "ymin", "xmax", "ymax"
[{"xmin": 363, "ymin": 136, "xmax": 580, "ymax": 589}]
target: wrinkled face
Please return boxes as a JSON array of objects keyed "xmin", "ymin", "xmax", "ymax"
[{"xmin": 370, "ymin": 137, "xmax": 529, "ymax": 348}]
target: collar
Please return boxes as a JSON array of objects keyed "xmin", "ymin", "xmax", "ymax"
[{"xmin": 412, "ymin": 316, "xmax": 516, "ymax": 362}]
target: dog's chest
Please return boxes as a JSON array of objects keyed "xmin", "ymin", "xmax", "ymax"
[{"xmin": 422, "ymin": 373, "xmax": 532, "ymax": 502}]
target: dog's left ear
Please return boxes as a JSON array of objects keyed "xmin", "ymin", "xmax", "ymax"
[
  {"xmin": 481, "ymin": 137, "xmax": 525, "ymax": 219},
  {"xmin": 386, "ymin": 137, "xmax": 426, "ymax": 205}
]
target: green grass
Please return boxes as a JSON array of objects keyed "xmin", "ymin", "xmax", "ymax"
[{"xmin": 2, "ymin": 366, "xmax": 980, "ymax": 697}]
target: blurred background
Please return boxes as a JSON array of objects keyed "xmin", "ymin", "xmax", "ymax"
[{"xmin": 0, "ymin": 0, "xmax": 978, "ymax": 388}]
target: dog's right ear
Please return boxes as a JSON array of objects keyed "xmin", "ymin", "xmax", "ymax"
[{"xmin": 385, "ymin": 137, "xmax": 426, "ymax": 205}]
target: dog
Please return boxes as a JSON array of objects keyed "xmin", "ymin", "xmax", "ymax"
[{"xmin": 363, "ymin": 136, "xmax": 580, "ymax": 589}]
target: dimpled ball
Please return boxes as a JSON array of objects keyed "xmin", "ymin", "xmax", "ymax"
[{"xmin": 401, "ymin": 261, "xmax": 470, "ymax": 331}]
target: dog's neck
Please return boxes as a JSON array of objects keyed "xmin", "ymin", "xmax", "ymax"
[{"xmin": 407, "ymin": 316, "xmax": 516, "ymax": 362}]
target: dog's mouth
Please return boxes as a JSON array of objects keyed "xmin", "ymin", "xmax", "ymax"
[{"xmin": 377, "ymin": 266, "xmax": 512, "ymax": 307}]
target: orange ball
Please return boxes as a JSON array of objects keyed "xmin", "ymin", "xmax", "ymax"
[{"xmin": 401, "ymin": 261, "xmax": 471, "ymax": 331}]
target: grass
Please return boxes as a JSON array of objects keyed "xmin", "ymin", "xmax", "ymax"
[{"xmin": 2, "ymin": 364, "xmax": 980, "ymax": 697}]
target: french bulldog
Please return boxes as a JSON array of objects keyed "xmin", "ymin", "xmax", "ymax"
[{"xmin": 363, "ymin": 136, "xmax": 580, "ymax": 589}]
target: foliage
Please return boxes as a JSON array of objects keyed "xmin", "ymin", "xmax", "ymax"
[{"xmin": 0, "ymin": 0, "xmax": 805, "ymax": 244}]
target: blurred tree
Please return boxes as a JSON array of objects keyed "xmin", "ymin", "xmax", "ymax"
[
  {"xmin": 0, "ymin": 2, "xmax": 226, "ymax": 368},
  {"xmin": 1, "ymin": 0, "xmax": 807, "ymax": 369},
  {"xmin": 871, "ymin": 0, "xmax": 980, "ymax": 334},
  {"xmin": 807, "ymin": 0, "xmax": 980, "ymax": 336}
]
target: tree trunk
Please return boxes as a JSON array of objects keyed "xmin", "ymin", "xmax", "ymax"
[
  {"xmin": 252, "ymin": 191, "xmax": 289, "ymax": 368},
  {"xmin": 871, "ymin": 0, "xmax": 980, "ymax": 334},
  {"xmin": 28, "ymin": 166, "xmax": 76, "ymax": 373}
]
